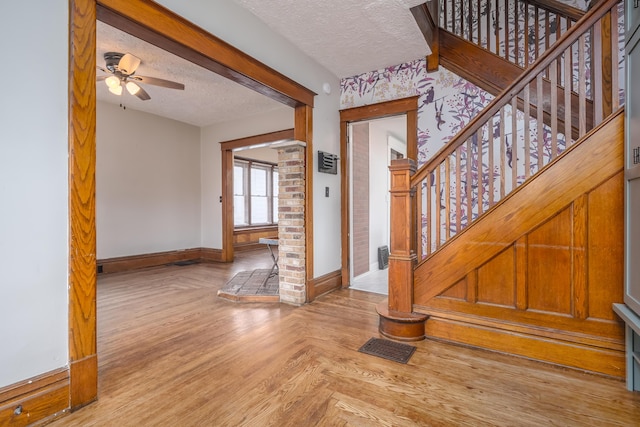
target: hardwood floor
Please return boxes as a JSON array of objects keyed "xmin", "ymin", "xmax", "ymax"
[{"xmin": 48, "ymin": 250, "xmax": 640, "ymax": 426}]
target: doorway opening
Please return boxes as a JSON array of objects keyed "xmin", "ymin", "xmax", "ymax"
[
  {"xmin": 338, "ymin": 96, "xmax": 419, "ymax": 293},
  {"xmin": 69, "ymin": 0, "xmax": 315, "ymax": 409},
  {"xmin": 348, "ymin": 116, "xmax": 407, "ymax": 295},
  {"xmin": 220, "ymin": 129, "xmax": 294, "ymax": 263},
  {"xmin": 220, "ymin": 130, "xmax": 309, "ymax": 303}
]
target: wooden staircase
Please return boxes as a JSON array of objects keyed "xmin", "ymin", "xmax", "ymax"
[{"xmin": 381, "ymin": 0, "xmax": 626, "ymax": 377}]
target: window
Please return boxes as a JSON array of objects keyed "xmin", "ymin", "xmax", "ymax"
[{"xmin": 234, "ymin": 157, "xmax": 278, "ymax": 227}]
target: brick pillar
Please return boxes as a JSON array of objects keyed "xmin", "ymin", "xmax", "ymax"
[{"xmin": 277, "ymin": 143, "xmax": 306, "ymax": 305}]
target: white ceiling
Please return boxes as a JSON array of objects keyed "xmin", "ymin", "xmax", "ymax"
[
  {"xmin": 232, "ymin": 0, "xmax": 430, "ymax": 79},
  {"xmin": 96, "ymin": 1, "xmax": 430, "ymax": 127}
]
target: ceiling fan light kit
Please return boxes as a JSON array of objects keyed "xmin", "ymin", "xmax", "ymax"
[
  {"xmin": 105, "ymin": 75, "xmax": 120, "ymax": 89},
  {"xmin": 97, "ymin": 52, "xmax": 184, "ymax": 101},
  {"xmin": 125, "ymin": 81, "xmax": 141, "ymax": 95},
  {"xmin": 108, "ymin": 84, "xmax": 123, "ymax": 96}
]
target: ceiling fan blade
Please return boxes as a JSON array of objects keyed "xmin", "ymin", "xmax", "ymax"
[
  {"xmin": 96, "ymin": 75, "xmax": 108, "ymax": 82},
  {"xmin": 97, "ymin": 66, "xmax": 108, "ymax": 73},
  {"xmin": 118, "ymin": 53, "xmax": 141, "ymax": 75},
  {"xmin": 133, "ymin": 85, "xmax": 151, "ymax": 101},
  {"xmin": 133, "ymin": 75, "xmax": 185, "ymax": 90}
]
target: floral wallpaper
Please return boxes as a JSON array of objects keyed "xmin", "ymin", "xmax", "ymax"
[{"xmin": 341, "ymin": 59, "xmax": 494, "ymax": 166}]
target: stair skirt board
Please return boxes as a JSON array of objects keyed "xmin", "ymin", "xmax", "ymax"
[{"xmin": 419, "ymin": 310, "xmax": 625, "ymax": 378}]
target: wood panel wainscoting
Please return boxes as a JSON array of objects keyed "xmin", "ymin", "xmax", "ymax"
[
  {"xmin": 97, "ymin": 248, "xmax": 224, "ymax": 274},
  {"xmin": 412, "ymin": 111, "xmax": 626, "ymax": 377},
  {"xmin": 234, "ymin": 226, "xmax": 278, "ymax": 252},
  {"xmin": 0, "ymin": 369, "xmax": 69, "ymax": 426}
]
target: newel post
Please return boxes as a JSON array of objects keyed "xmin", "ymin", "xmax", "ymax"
[
  {"xmin": 377, "ymin": 158, "xmax": 428, "ymax": 341},
  {"xmin": 388, "ymin": 159, "xmax": 417, "ymax": 311}
]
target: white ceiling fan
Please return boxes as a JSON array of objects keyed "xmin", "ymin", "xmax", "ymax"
[{"xmin": 97, "ymin": 52, "xmax": 185, "ymax": 101}]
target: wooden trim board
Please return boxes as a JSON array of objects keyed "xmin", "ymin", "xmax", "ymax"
[
  {"xmin": 308, "ymin": 270, "xmax": 342, "ymax": 301},
  {"xmin": 98, "ymin": 248, "xmax": 225, "ymax": 274},
  {"xmin": 0, "ymin": 368, "xmax": 70, "ymax": 426},
  {"xmin": 424, "ymin": 314, "xmax": 625, "ymax": 378},
  {"xmin": 295, "ymin": 105, "xmax": 315, "ymax": 300},
  {"xmin": 69, "ymin": 0, "xmax": 98, "ymax": 411}
]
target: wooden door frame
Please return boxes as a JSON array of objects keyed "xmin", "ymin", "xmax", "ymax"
[
  {"xmin": 220, "ymin": 128, "xmax": 294, "ymax": 262},
  {"xmin": 339, "ymin": 97, "xmax": 419, "ymax": 286},
  {"xmin": 69, "ymin": 0, "xmax": 315, "ymax": 409}
]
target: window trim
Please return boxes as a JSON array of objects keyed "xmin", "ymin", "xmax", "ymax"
[{"xmin": 234, "ymin": 156, "xmax": 278, "ymax": 228}]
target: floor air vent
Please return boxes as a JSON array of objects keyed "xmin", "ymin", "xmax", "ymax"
[
  {"xmin": 358, "ymin": 338, "xmax": 416, "ymax": 364},
  {"xmin": 378, "ymin": 245, "xmax": 389, "ymax": 269}
]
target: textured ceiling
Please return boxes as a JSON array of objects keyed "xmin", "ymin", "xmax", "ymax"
[
  {"xmin": 96, "ymin": 22, "xmax": 289, "ymax": 127},
  {"xmin": 97, "ymin": 1, "xmax": 431, "ymax": 126},
  {"xmin": 233, "ymin": 0, "xmax": 430, "ymax": 78}
]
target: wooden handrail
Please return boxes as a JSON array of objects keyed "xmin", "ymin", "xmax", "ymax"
[
  {"xmin": 411, "ymin": 0, "xmax": 620, "ymax": 188},
  {"xmin": 527, "ymin": 0, "xmax": 585, "ymax": 21}
]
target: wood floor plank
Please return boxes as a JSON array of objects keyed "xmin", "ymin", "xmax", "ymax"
[{"xmin": 48, "ymin": 250, "xmax": 640, "ymax": 426}]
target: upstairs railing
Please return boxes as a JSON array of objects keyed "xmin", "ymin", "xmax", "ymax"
[
  {"xmin": 409, "ymin": 0, "xmax": 623, "ymax": 261},
  {"xmin": 441, "ymin": 0, "xmax": 585, "ymax": 70}
]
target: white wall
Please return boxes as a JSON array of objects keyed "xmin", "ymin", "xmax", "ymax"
[
  {"xmin": 368, "ymin": 118, "xmax": 407, "ymax": 270},
  {"xmin": 96, "ymin": 102, "xmax": 202, "ymax": 259},
  {"xmin": 311, "ymin": 94, "xmax": 342, "ymax": 276},
  {"xmin": 156, "ymin": 0, "xmax": 342, "ymax": 276},
  {"xmin": 200, "ymin": 108, "xmax": 293, "ymax": 249},
  {"xmin": 0, "ymin": 0, "xmax": 69, "ymax": 387}
]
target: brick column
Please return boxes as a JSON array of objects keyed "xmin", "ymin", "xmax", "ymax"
[{"xmin": 277, "ymin": 143, "xmax": 306, "ymax": 305}]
